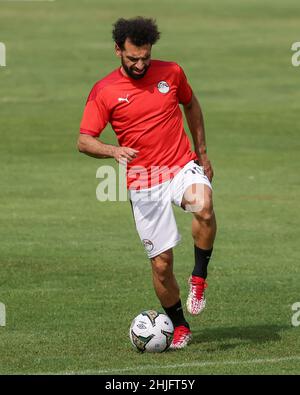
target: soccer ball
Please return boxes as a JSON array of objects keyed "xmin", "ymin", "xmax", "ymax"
[{"xmin": 129, "ymin": 310, "xmax": 174, "ymax": 353}]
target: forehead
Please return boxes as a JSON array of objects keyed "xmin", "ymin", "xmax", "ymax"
[{"xmin": 123, "ymin": 39, "xmax": 151, "ymax": 57}]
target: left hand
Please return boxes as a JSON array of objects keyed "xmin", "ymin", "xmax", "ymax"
[{"xmin": 199, "ymin": 154, "xmax": 214, "ymax": 182}]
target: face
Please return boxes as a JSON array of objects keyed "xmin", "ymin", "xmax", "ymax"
[{"xmin": 115, "ymin": 39, "xmax": 152, "ymax": 80}]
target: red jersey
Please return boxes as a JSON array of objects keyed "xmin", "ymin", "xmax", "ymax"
[{"xmin": 80, "ymin": 60, "xmax": 197, "ymax": 189}]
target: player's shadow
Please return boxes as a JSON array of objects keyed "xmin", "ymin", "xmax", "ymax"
[{"xmin": 192, "ymin": 324, "xmax": 287, "ymax": 352}]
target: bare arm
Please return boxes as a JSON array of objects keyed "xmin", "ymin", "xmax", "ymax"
[
  {"xmin": 183, "ymin": 93, "xmax": 213, "ymax": 181},
  {"xmin": 77, "ymin": 134, "xmax": 138, "ymax": 164}
]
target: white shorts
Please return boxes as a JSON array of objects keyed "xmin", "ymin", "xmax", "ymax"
[{"xmin": 129, "ymin": 160, "xmax": 212, "ymax": 258}]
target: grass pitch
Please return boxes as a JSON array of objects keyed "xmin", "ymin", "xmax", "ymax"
[{"xmin": 0, "ymin": 0, "xmax": 299, "ymax": 375}]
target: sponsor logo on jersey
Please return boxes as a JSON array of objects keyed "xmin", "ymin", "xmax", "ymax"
[{"xmin": 118, "ymin": 94, "xmax": 130, "ymax": 103}]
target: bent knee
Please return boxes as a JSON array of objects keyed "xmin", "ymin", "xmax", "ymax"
[
  {"xmin": 151, "ymin": 257, "xmax": 173, "ymax": 283},
  {"xmin": 194, "ymin": 204, "xmax": 214, "ymax": 223},
  {"xmin": 182, "ymin": 184, "xmax": 213, "ymax": 213}
]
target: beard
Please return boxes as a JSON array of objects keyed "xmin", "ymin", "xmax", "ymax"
[{"xmin": 121, "ymin": 57, "xmax": 150, "ymax": 80}]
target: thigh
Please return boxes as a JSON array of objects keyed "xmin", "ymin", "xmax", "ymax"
[
  {"xmin": 181, "ymin": 183, "xmax": 213, "ymax": 212},
  {"xmin": 129, "ymin": 183, "xmax": 181, "ymax": 258},
  {"xmin": 171, "ymin": 160, "xmax": 212, "ymax": 211}
]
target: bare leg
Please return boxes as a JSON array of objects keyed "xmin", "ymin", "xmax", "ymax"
[
  {"xmin": 150, "ymin": 249, "xmax": 180, "ymax": 308},
  {"xmin": 182, "ymin": 184, "xmax": 216, "ymax": 248},
  {"xmin": 183, "ymin": 183, "xmax": 216, "ymax": 312}
]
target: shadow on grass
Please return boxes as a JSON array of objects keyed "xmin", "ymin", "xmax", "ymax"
[{"xmin": 192, "ymin": 324, "xmax": 288, "ymax": 352}]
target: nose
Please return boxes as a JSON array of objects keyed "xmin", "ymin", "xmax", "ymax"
[{"xmin": 135, "ymin": 59, "xmax": 145, "ymax": 70}]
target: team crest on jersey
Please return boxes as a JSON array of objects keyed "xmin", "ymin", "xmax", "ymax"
[{"xmin": 157, "ymin": 81, "xmax": 170, "ymax": 94}]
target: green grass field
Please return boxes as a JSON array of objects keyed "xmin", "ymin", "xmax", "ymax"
[{"xmin": 0, "ymin": 0, "xmax": 300, "ymax": 375}]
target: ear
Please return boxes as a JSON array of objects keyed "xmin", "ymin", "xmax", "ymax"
[{"xmin": 115, "ymin": 43, "xmax": 122, "ymax": 58}]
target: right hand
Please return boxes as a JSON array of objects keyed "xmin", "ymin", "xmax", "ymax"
[{"xmin": 113, "ymin": 146, "xmax": 139, "ymax": 165}]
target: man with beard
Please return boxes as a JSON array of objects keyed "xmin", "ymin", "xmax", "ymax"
[{"xmin": 78, "ymin": 17, "xmax": 217, "ymax": 349}]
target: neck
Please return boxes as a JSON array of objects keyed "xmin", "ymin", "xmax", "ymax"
[{"xmin": 120, "ymin": 66, "xmax": 128, "ymax": 77}]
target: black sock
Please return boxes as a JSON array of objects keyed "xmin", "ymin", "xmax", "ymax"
[
  {"xmin": 193, "ymin": 245, "xmax": 213, "ymax": 279},
  {"xmin": 162, "ymin": 299, "xmax": 189, "ymax": 329}
]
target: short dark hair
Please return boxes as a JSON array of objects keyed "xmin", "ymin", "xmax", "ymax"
[{"xmin": 112, "ymin": 16, "xmax": 160, "ymax": 49}]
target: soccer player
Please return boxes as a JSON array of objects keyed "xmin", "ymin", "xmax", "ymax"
[{"xmin": 78, "ymin": 17, "xmax": 217, "ymax": 349}]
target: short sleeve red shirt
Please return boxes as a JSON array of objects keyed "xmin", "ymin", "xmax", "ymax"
[{"xmin": 80, "ymin": 60, "xmax": 197, "ymax": 189}]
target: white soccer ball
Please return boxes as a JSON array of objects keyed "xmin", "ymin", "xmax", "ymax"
[{"xmin": 129, "ymin": 310, "xmax": 174, "ymax": 353}]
